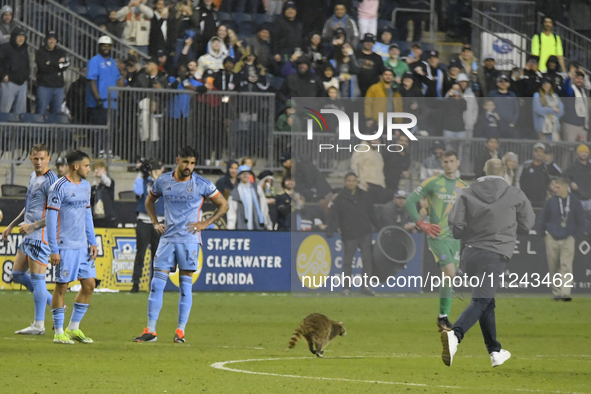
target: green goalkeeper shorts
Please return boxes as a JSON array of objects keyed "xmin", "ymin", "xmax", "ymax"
[{"xmin": 428, "ymin": 238, "xmax": 461, "ymax": 268}]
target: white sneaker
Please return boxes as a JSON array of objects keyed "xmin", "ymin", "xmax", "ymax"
[
  {"xmin": 491, "ymin": 349, "xmax": 511, "ymax": 367},
  {"xmin": 441, "ymin": 330, "xmax": 458, "ymax": 366},
  {"xmin": 15, "ymin": 324, "xmax": 45, "ymax": 335}
]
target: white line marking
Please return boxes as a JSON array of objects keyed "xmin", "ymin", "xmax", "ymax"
[
  {"xmin": 218, "ymin": 346, "xmax": 265, "ymax": 350},
  {"xmin": 210, "ymin": 356, "xmax": 589, "ymax": 394}
]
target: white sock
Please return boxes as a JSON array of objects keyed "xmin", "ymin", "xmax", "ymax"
[
  {"xmin": 32, "ymin": 320, "xmax": 45, "ymax": 329},
  {"xmin": 439, "ymin": 314, "xmax": 447, "ymax": 318},
  {"xmin": 55, "ymin": 327, "xmax": 64, "ymax": 335},
  {"xmin": 68, "ymin": 321, "xmax": 80, "ymax": 331}
]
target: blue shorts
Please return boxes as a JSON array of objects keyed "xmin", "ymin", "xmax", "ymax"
[
  {"xmin": 56, "ymin": 248, "xmax": 96, "ymax": 283},
  {"xmin": 154, "ymin": 242, "xmax": 200, "ymax": 272},
  {"xmin": 19, "ymin": 238, "xmax": 51, "ymax": 266}
]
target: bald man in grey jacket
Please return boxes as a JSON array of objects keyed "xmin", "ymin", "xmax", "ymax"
[{"xmin": 441, "ymin": 158, "xmax": 535, "ymax": 368}]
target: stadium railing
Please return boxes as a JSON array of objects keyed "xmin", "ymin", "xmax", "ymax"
[
  {"xmin": 472, "ymin": 0, "xmax": 537, "ymax": 39},
  {"xmin": 391, "ymin": 0, "xmax": 438, "ymax": 43},
  {"xmin": 0, "ymin": 123, "xmax": 109, "ymax": 184},
  {"xmin": 105, "ymin": 87, "xmax": 277, "ymax": 169}
]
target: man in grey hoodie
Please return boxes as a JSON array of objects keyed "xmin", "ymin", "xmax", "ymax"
[
  {"xmin": 0, "ymin": 5, "xmax": 16, "ymax": 46},
  {"xmin": 441, "ymin": 159, "xmax": 535, "ymax": 368}
]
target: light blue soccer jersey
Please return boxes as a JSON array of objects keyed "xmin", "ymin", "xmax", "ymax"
[
  {"xmin": 151, "ymin": 172, "xmax": 220, "ymax": 244},
  {"xmin": 46, "ymin": 176, "xmax": 97, "ymax": 253},
  {"xmin": 23, "ymin": 170, "xmax": 58, "ymax": 243}
]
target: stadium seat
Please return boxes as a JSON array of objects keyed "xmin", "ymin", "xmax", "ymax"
[
  {"xmin": 118, "ymin": 191, "xmax": 137, "ymax": 201},
  {"xmin": 45, "ymin": 114, "xmax": 71, "ymax": 124},
  {"xmin": 234, "ymin": 13, "xmax": 254, "ymax": 36},
  {"xmin": 1, "ymin": 184, "xmax": 28, "ymax": 198},
  {"xmin": 254, "ymin": 14, "xmax": 275, "ymax": 25},
  {"xmin": 67, "ymin": 0, "xmax": 88, "ymax": 16},
  {"xmin": 0, "ymin": 112, "xmax": 20, "ymax": 122},
  {"xmin": 88, "ymin": 4, "xmax": 108, "ymax": 19},
  {"xmin": 378, "ymin": 19, "xmax": 393, "ymax": 30},
  {"xmin": 218, "ymin": 12, "xmax": 232, "ymax": 23},
  {"xmin": 19, "ymin": 113, "xmax": 46, "ymax": 123}
]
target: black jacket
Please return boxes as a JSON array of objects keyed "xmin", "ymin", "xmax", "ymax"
[
  {"xmin": 279, "ymin": 70, "xmax": 325, "ymax": 102},
  {"xmin": 356, "ymin": 50, "xmax": 385, "ymax": 96},
  {"xmin": 293, "ymin": 154, "xmax": 332, "ymax": 203},
  {"xmin": 130, "ymin": 70, "xmax": 169, "ymax": 89},
  {"xmin": 91, "ymin": 178, "xmax": 116, "ymax": 222},
  {"xmin": 442, "ymin": 96, "xmax": 467, "ymax": 131},
  {"xmin": 36, "ymin": 45, "xmax": 68, "ymax": 88},
  {"xmin": 0, "ymin": 28, "xmax": 30, "ymax": 85},
  {"xmin": 517, "ymin": 159, "xmax": 562, "ymax": 208},
  {"xmin": 273, "ymin": 16, "xmax": 303, "ymax": 58},
  {"xmin": 326, "ymin": 187, "xmax": 380, "ymax": 241},
  {"xmin": 563, "ymin": 160, "xmax": 591, "ymax": 201},
  {"xmin": 274, "ymin": 191, "xmax": 292, "ymax": 231},
  {"xmin": 149, "ymin": 13, "xmax": 174, "ymax": 56},
  {"xmin": 190, "ymin": 4, "xmax": 217, "ymax": 55},
  {"xmin": 383, "ymin": 149, "xmax": 411, "ymax": 191}
]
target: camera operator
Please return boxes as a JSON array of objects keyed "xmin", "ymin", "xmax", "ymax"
[{"xmin": 131, "ymin": 159, "xmax": 165, "ymax": 293}]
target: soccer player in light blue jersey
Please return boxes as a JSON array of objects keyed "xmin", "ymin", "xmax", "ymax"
[
  {"xmin": 134, "ymin": 146, "xmax": 228, "ymax": 343},
  {"xmin": 2, "ymin": 144, "xmax": 57, "ymax": 335},
  {"xmin": 46, "ymin": 150, "xmax": 98, "ymax": 344}
]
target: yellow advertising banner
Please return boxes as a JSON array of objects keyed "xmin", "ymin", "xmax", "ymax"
[{"xmin": 0, "ymin": 227, "xmax": 151, "ymax": 292}]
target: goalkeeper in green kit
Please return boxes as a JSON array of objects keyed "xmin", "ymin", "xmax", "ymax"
[{"xmin": 405, "ymin": 150, "xmax": 468, "ymax": 331}]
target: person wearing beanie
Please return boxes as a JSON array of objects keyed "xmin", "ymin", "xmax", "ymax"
[
  {"xmin": 532, "ymin": 76, "xmax": 564, "ymax": 140},
  {"xmin": 0, "ymin": 27, "xmax": 29, "ymax": 114},
  {"xmin": 0, "ymin": 5, "xmax": 16, "ymax": 45},
  {"xmin": 517, "ymin": 142, "xmax": 562, "ymax": 208},
  {"xmin": 35, "ymin": 31, "xmax": 70, "ymax": 115},
  {"xmin": 227, "ymin": 165, "xmax": 273, "ymax": 230},
  {"xmin": 273, "ymin": 2, "xmax": 303, "ymax": 63},
  {"xmin": 563, "ymin": 144, "xmax": 591, "ymax": 211},
  {"xmin": 322, "ymin": 2, "xmax": 360, "ymax": 48},
  {"xmin": 543, "ymin": 55, "xmax": 564, "ymax": 95},
  {"xmin": 245, "ymin": 24, "xmax": 273, "ymax": 72}
]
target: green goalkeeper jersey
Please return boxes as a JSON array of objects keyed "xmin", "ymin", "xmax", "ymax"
[{"xmin": 405, "ymin": 174, "xmax": 468, "ymax": 240}]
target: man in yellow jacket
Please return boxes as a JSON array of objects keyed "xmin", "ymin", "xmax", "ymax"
[{"xmin": 364, "ymin": 68, "xmax": 395, "ymax": 127}]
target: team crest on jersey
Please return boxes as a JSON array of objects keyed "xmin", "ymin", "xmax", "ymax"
[
  {"xmin": 186, "ymin": 186, "xmax": 193, "ymax": 193},
  {"xmin": 61, "ymin": 270, "xmax": 70, "ymax": 278},
  {"xmin": 455, "ymin": 186, "xmax": 462, "ymax": 194},
  {"xmin": 440, "ymin": 254, "xmax": 447, "ymax": 261}
]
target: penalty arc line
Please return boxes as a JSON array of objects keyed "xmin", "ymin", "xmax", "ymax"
[{"xmin": 210, "ymin": 356, "xmax": 588, "ymax": 394}]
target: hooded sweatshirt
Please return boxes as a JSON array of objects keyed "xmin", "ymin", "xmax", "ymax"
[
  {"xmin": 36, "ymin": 40, "xmax": 69, "ymax": 88},
  {"xmin": 196, "ymin": 36, "xmax": 228, "ymax": 79},
  {"xmin": 0, "ymin": 27, "xmax": 30, "ymax": 85},
  {"xmin": 322, "ymin": 13, "xmax": 359, "ymax": 48},
  {"xmin": 0, "ymin": 5, "xmax": 16, "ymax": 45},
  {"xmin": 448, "ymin": 176, "xmax": 535, "ymax": 259}
]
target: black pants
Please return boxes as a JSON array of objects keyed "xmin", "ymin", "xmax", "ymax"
[
  {"xmin": 132, "ymin": 220, "xmax": 162, "ymax": 285},
  {"xmin": 342, "ymin": 234, "xmax": 373, "ymax": 289},
  {"xmin": 453, "ymin": 247, "xmax": 507, "ymax": 354}
]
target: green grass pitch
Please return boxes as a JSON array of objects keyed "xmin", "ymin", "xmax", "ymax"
[{"xmin": 1, "ymin": 292, "xmax": 590, "ymax": 393}]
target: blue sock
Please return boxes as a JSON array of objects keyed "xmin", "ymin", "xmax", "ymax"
[
  {"xmin": 68, "ymin": 303, "xmax": 89, "ymax": 331},
  {"xmin": 147, "ymin": 271, "xmax": 168, "ymax": 333},
  {"xmin": 45, "ymin": 289, "xmax": 53, "ymax": 307},
  {"xmin": 178, "ymin": 276, "xmax": 193, "ymax": 331},
  {"xmin": 52, "ymin": 307, "xmax": 65, "ymax": 334},
  {"xmin": 31, "ymin": 274, "xmax": 48, "ymax": 323},
  {"xmin": 12, "ymin": 270, "xmax": 33, "ymax": 292}
]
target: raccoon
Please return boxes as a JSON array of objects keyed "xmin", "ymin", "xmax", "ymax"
[{"xmin": 288, "ymin": 313, "xmax": 346, "ymax": 358}]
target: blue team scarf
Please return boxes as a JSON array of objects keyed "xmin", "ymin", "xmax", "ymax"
[{"xmin": 237, "ymin": 182, "xmax": 264, "ymax": 229}]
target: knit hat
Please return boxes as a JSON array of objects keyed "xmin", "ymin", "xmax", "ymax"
[{"xmin": 576, "ymin": 144, "xmax": 590, "ymax": 154}]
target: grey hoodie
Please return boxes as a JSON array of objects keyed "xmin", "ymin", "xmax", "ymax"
[{"xmin": 448, "ymin": 176, "xmax": 535, "ymax": 259}]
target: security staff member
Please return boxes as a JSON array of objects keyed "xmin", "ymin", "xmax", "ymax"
[
  {"xmin": 131, "ymin": 159, "xmax": 165, "ymax": 293},
  {"xmin": 443, "ymin": 159, "xmax": 535, "ymax": 368}
]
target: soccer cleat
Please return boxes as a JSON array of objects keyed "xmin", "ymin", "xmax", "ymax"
[
  {"xmin": 174, "ymin": 329, "xmax": 185, "ymax": 343},
  {"xmin": 65, "ymin": 328, "xmax": 93, "ymax": 344},
  {"xmin": 437, "ymin": 316, "xmax": 453, "ymax": 332},
  {"xmin": 441, "ymin": 330, "xmax": 458, "ymax": 366},
  {"xmin": 15, "ymin": 324, "xmax": 45, "ymax": 335},
  {"xmin": 53, "ymin": 333, "xmax": 75, "ymax": 344},
  {"xmin": 134, "ymin": 328, "xmax": 157, "ymax": 342},
  {"xmin": 491, "ymin": 349, "xmax": 511, "ymax": 367}
]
